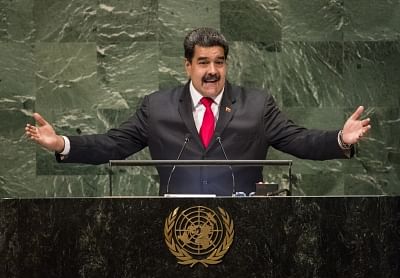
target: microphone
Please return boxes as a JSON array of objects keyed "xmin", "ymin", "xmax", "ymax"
[
  {"xmin": 165, "ymin": 134, "xmax": 191, "ymax": 195},
  {"xmin": 215, "ymin": 134, "xmax": 236, "ymax": 196}
]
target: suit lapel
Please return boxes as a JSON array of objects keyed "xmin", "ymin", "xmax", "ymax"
[
  {"xmin": 178, "ymin": 81, "xmax": 237, "ymax": 151},
  {"xmin": 209, "ymin": 81, "xmax": 236, "ymax": 150}
]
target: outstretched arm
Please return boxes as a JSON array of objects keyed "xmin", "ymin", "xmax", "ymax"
[
  {"xmin": 341, "ymin": 106, "xmax": 371, "ymax": 145},
  {"xmin": 25, "ymin": 113, "xmax": 65, "ymax": 153}
]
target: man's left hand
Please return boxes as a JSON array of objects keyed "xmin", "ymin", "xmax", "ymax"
[{"xmin": 342, "ymin": 106, "xmax": 371, "ymax": 145}]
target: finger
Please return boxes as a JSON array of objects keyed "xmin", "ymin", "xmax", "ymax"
[
  {"xmin": 33, "ymin": 113, "xmax": 49, "ymax": 127},
  {"xmin": 25, "ymin": 129, "xmax": 39, "ymax": 140},
  {"xmin": 25, "ymin": 125, "xmax": 33, "ymax": 134},
  {"xmin": 350, "ymin": 106, "xmax": 364, "ymax": 120},
  {"xmin": 364, "ymin": 124, "xmax": 372, "ymax": 133},
  {"xmin": 25, "ymin": 124, "xmax": 40, "ymax": 138},
  {"xmin": 29, "ymin": 133, "xmax": 40, "ymax": 140},
  {"xmin": 361, "ymin": 118, "xmax": 370, "ymax": 126},
  {"xmin": 29, "ymin": 134, "xmax": 40, "ymax": 142},
  {"xmin": 25, "ymin": 124, "xmax": 37, "ymax": 133},
  {"xmin": 358, "ymin": 125, "xmax": 371, "ymax": 139},
  {"xmin": 25, "ymin": 129, "xmax": 31, "ymax": 137}
]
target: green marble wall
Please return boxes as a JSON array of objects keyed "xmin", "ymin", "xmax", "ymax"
[{"xmin": 0, "ymin": 0, "xmax": 399, "ymax": 197}]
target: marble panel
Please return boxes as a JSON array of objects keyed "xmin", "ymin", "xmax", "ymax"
[
  {"xmin": 281, "ymin": 0, "xmax": 344, "ymax": 41},
  {"xmin": 34, "ymin": 42, "xmax": 106, "ymax": 175},
  {"xmin": 0, "ymin": 43, "xmax": 35, "ymax": 99},
  {"xmin": 110, "ymin": 168, "xmax": 159, "ymax": 196},
  {"xmin": 35, "ymin": 43, "xmax": 101, "ymax": 111},
  {"xmin": 158, "ymin": 0, "xmax": 220, "ymax": 41},
  {"xmin": 293, "ymin": 173, "xmax": 345, "ymax": 196},
  {"xmin": 97, "ymin": 0, "xmax": 158, "ymax": 44},
  {"xmin": 0, "ymin": 134, "xmax": 36, "ymax": 198},
  {"xmin": 34, "ymin": 175, "xmax": 110, "ymax": 197},
  {"xmin": 221, "ymin": 0, "xmax": 281, "ymax": 42},
  {"xmin": 97, "ymin": 41, "xmax": 159, "ymax": 108},
  {"xmin": 344, "ymin": 0, "xmax": 400, "ymax": 41},
  {"xmin": 280, "ymin": 41, "xmax": 345, "ymax": 107},
  {"xmin": 0, "ymin": 42, "xmax": 36, "ymax": 198},
  {"xmin": 158, "ymin": 40, "xmax": 187, "ymax": 90},
  {"xmin": 0, "ymin": 0, "xmax": 34, "ymax": 43},
  {"xmin": 33, "ymin": 0, "xmax": 97, "ymax": 42},
  {"xmin": 343, "ymin": 41, "xmax": 400, "ymax": 108},
  {"xmin": 0, "ymin": 0, "xmax": 398, "ymax": 197},
  {"xmin": 228, "ymin": 41, "xmax": 282, "ymax": 104}
]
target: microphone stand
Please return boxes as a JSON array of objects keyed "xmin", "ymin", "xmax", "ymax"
[
  {"xmin": 216, "ymin": 136, "xmax": 236, "ymax": 196},
  {"xmin": 165, "ymin": 135, "xmax": 190, "ymax": 195}
]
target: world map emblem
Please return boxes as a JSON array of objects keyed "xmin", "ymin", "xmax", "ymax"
[{"xmin": 164, "ymin": 206, "xmax": 234, "ymax": 267}]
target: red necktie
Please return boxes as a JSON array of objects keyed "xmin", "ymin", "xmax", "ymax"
[{"xmin": 199, "ymin": 97, "xmax": 215, "ymax": 148}]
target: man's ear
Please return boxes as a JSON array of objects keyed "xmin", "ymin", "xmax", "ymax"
[{"xmin": 184, "ymin": 58, "xmax": 191, "ymax": 77}]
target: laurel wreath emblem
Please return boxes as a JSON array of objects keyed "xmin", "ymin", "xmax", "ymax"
[{"xmin": 164, "ymin": 206, "xmax": 234, "ymax": 267}]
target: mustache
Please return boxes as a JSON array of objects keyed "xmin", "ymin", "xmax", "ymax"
[{"xmin": 202, "ymin": 74, "xmax": 220, "ymax": 82}]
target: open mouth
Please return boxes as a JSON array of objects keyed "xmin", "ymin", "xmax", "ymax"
[{"xmin": 202, "ymin": 75, "xmax": 220, "ymax": 83}]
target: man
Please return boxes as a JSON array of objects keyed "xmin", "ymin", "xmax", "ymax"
[{"xmin": 26, "ymin": 27, "xmax": 371, "ymax": 196}]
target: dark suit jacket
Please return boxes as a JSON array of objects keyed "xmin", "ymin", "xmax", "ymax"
[{"xmin": 58, "ymin": 81, "xmax": 351, "ymax": 195}]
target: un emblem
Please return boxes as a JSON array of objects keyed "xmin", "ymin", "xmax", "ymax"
[{"xmin": 164, "ymin": 206, "xmax": 234, "ymax": 267}]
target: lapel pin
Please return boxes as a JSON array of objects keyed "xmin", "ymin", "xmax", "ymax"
[{"xmin": 225, "ymin": 107, "xmax": 231, "ymax": 113}]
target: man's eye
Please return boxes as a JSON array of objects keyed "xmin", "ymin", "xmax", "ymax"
[{"xmin": 199, "ymin": 61, "xmax": 208, "ymax": 65}]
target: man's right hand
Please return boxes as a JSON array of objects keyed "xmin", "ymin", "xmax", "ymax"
[{"xmin": 25, "ymin": 113, "xmax": 65, "ymax": 153}]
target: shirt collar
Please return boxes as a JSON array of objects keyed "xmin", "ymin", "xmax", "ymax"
[{"xmin": 189, "ymin": 81, "xmax": 224, "ymax": 107}]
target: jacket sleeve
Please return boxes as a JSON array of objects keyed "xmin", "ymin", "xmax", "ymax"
[
  {"xmin": 56, "ymin": 95, "xmax": 150, "ymax": 165},
  {"xmin": 263, "ymin": 94, "xmax": 354, "ymax": 160}
]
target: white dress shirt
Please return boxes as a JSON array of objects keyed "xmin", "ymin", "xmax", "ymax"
[{"xmin": 190, "ymin": 81, "xmax": 224, "ymax": 132}]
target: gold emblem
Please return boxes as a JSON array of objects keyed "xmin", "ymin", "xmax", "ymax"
[
  {"xmin": 164, "ymin": 206, "xmax": 234, "ymax": 267},
  {"xmin": 225, "ymin": 107, "xmax": 232, "ymax": 113}
]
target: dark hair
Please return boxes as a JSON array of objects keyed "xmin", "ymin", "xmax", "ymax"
[{"xmin": 184, "ymin": 27, "xmax": 229, "ymax": 62}]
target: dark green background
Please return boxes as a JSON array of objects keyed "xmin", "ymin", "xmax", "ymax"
[{"xmin": 1, "ymin": 0, "xmax": 399, "ymax": 197}]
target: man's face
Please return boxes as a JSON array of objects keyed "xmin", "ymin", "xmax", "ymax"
[{"xmin": 185, "ymin": 45, "xmax": 227, "ymax": 98}]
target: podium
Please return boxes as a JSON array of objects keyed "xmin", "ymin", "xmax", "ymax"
[{"xmin": 1, "ymin": 196, "xmax": 399, "ymax": 277}]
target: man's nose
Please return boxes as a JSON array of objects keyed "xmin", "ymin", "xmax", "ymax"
[{"xmin": 208, "ymin": 62, "xmax": 217, "ymax": 74}]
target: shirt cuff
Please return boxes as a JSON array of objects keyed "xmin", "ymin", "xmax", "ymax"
[
  {"xmin": 337, "ymin": 130, "xmax": 353, "ymax": 158},
  {"xmin": 337, "ymin": 130, "xmax": 352, "ymax": 150},
  {"xmin": 59, "ymin": 136, "xmax": 71, "ymax": 155}
]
